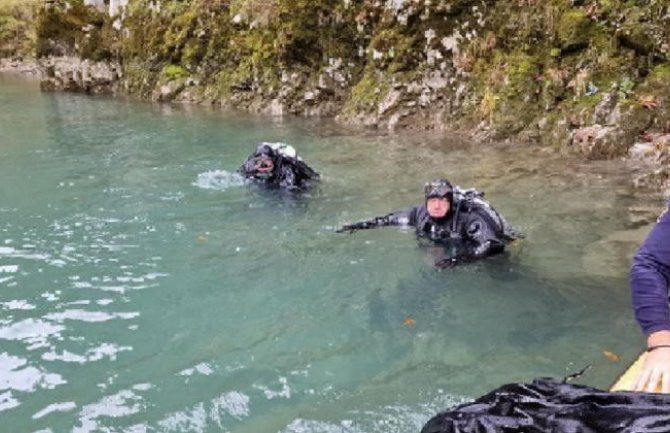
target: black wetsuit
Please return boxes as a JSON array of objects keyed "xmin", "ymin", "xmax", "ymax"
[
  {"xmin": 340, "ymin": 199, "xmax": 516, "ymax": 267},
  {"xmin": 238, "ymin": 145, "xmax": 319, "ymax": 190}
]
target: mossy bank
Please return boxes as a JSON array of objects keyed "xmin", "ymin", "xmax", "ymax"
[{"xmin": 13, "ymin": 0, "xmax": 670, "ymax": 191}]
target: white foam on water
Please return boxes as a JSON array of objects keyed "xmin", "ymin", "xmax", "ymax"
[
  {"xmin": 124, "ymin": 424, "xmax": 149, "ymax": 433},
  {"xmin": 44, "ymin": 309, "xmax": 140, "ymax": 323},
  {"xmin": 0, "ymin": 265, "xmax": 18, "ymax": 273},
  {"xmin": 157, "ymin": 402, "xmax": 208, "ymax": 433},
  {"xmin": 160, "ymin": 192, "xmax": 185, "ymax": 202},
  {"xmin": 281, "ymin": 393, "xmax": 469, "ymax": 433},
  {"xmin": 133, "ymin": 383, "xmax": 152, "ymax": 392},
  {"xmin": 283, "ymin": 418, "xmax": 364, "ymax": 433},
  {"xmin": 145, "ymin": 272, "xmax": 169, "ymax": 279},
  {"xmin": 0, "ymin": 247, "xmax": 49, "ymax": 261},
  {"xmin": 0, "ymin": 318, "xmax": 64, "ymax": 342},
  {"xmin": 253, "ymin": 376, "xmax": 292, "ymax": 400},
  {"xmin": 156, "ymin": 390, "xmax": 251, "ymax": 432},
  {"xmin": 1, "ymin": 300, "xmax": 36, "ymax": 310},
  {"xmin": 74, "ymin": 388, "xmax": 144, "ymax": 433},
  {"xmin": 42, "ymin": 343, "xmax": 132, "ymax": 364},
  {"xmin": 71, "ymin": 271, "xmax": 168, "ymax": 294},
  {"xmin": 193, "ymin": 170, "xmax": 246, "ymax": 191},
  {"xmin": 94, "ymin": 243, "xmax": 139, "ymax": 252},
  {"xmin": 211, "ymin": 391, "xmax": 250, "ymax": 420},
  {"xmin": 179, "ymin": 362, "xmax": 214, "ymax": 377},
  {"xmin": 0, "ymin": 352, "xmax": 66, "ymax": 392},
  {"xmin": 32, "ymin": 401, "xmax": 77, "ymax": 419},
  {"xmin": 92, "ymin": 285, "xmax": 127, "ymax": 294},
  {"xmin": 41, "ymin": 350, "xmax": 87, "ymax": 364},
  {"xmin": 41, "ymin": 291, "xmax": 60, "ymax": 301},
  {"xmin": 67, "ymin": 300, "xmax": 91, "ymax": 306},
  {"xmin": 0, "ymin": 391, "xmax": 20, "ymax": 413}
]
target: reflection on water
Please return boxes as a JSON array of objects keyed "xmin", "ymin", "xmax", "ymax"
[{"xmin": 0, "ymin": 73, "xmax": 659, "ymax": 432}]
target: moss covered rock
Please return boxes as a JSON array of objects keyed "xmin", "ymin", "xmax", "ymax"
[{"xmin": 557, "ymin": 9, "xmax": 592, "ymax": 53}]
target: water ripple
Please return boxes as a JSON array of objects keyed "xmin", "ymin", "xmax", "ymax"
[{"xmin": 193, "ymin": 170, "xmax": 246, "ymax": 191}]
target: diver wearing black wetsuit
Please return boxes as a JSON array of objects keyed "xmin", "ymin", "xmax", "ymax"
[
  {"xmin": 337, "ymin": 179, "xmax": 519, "ymax": 267},
  {"xmin": 238, "ymin": 142, "xmax": 319, "ymax": 190}
]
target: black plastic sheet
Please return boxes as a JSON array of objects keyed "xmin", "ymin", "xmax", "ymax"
[{"xmin": 421, "ymin": 378, "xmax": 670, "ymax": 433}]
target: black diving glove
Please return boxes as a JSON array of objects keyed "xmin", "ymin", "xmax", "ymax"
[
  {"xmin": 336, "ymin": 216, "xmax": 393, "ymax": 234},
  {"xmin": 336, "ymin": 224, "xmax": 360, "ymax": 234}
]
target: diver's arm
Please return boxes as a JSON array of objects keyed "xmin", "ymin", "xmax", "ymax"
[
  {"xmin": 336, "ymin": 207, "xmax": 417, "ymax": 233},
  {"xmin": 278, "ymin": 160, "xmax": 319, "ymax": 189},
  {"xmin": 631, "ymin": 204, "xmax": 670, "ymax": 393},
  {"xmin": 277, "ymin": 164, "xmax": 298, "ymax": 189}
]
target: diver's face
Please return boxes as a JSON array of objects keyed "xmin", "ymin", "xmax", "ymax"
[
  {"xmin": 427, "ymin": 197, "xmax": 450, "ymax": 219},
  {"xmin": 253, "ymin": 155, "xmax": 274, "ymax": 176}
]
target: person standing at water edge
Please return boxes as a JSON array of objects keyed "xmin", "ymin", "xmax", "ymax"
[
  {"xmin": 631, "ymin": 199, "xmax": 670, "ymax": 393},
  {"xmin": 337, "ymin": 178, "xmax": 520, "ymax": 267},
  {"xmin": 238, "ymin": 142, "xmax": 319, "ymax": 190}
]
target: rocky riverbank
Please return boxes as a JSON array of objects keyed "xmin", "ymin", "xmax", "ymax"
[
  {"xmin": 3, "ymin": 0, "xmax": 669, "ymax": 194},
  {"xmin": 0, "ymin": 58, "xmax": 40, "ymax": 75}
]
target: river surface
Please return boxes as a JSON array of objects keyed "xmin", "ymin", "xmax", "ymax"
[{"xmin": 0, "ymin": 73, "xmax": 659, "ymax": 433}]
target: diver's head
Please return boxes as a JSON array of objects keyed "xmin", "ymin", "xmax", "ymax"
[
  {"xmin": 249, "ymin": 144, "xmax": 277, "ymax": 179},
  {"xmin": 424, "ymin": 178, "xmax": 453, "ymax": 219},
  {"xmin": 252, "ymin": 154, "xmax": 275, "ymax": 177}
]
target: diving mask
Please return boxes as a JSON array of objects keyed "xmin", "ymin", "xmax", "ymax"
[
  {"xmin": 252, "ymin": 155, "xmax": 274, "ymax": 178},
  {"xmin": 424, "ymin": 179, "xmax": 453, "ymax": 199}
]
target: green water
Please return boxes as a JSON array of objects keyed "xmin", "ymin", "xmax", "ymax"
[{"xmin": 0, "ymin": 73, "xmax": 653, "ymax": 433}]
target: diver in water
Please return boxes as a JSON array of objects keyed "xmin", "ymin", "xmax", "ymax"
[
  {"xmin": 337, "ymin": 178, "xmax": 520, "ymax": 268},
  {"xmin": 238, "ymin": 142, "xmax": 319, "ymax": 190}
]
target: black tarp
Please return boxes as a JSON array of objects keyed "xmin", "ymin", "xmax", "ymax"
[{"xmin": 421, "ymin": 378, "xmax": 670, "ymax": 433}]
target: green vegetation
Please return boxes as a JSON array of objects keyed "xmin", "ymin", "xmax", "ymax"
[
  {"xmin": 0, "ymin": 0, "xmax": 39, "ymax": 58},
  {"xmin": 162, "ymin": 64, "xmax": 189, "ymax": 80},
  {"xmin": 557, "ymin": 9, "xmax": 592, "ymax": 52},
  {"xmin": 343, "ymin": 67, "xmax": 389, "ymax": 114},
  {"xmin": 649, "ymin": 64, "xmax": 670, "ymax": 82},
  {"xmin": 36, "ymin": 0, "xmax": 112, "ymax": 59}
]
